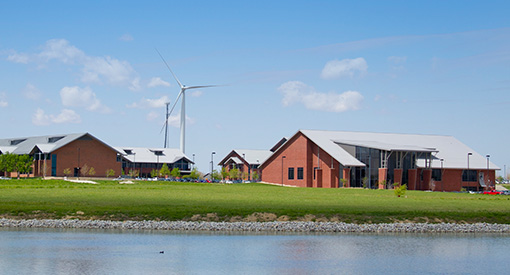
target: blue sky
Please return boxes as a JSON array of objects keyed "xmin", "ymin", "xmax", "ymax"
[{"xmin": 1, "ymin": 1, "xmax": 509, "ymax": 175}]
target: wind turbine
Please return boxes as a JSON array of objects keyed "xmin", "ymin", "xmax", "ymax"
[{"xmin": 157, "ymin": 49, "xmax": 220, "ymax": 154}]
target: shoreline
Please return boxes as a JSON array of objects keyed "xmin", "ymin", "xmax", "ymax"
[{"xmin": 1, "ymin": 218, "xmax": 509, "ymax": 234}]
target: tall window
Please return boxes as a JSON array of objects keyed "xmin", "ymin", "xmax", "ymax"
[
  {"xmin": 288, "ymin": 167, "xmax": 294, "ymax": 180},
  {"xmin": 431, "ymin": 169, "xmax": 442, "ymax": 181},
  {"xmin": 297, "ymin": 167, "xmax": 304, "ymax": 180},
  {"xmin": 462, "ymin": 170, "xmax": 477, "ymax": 182}
]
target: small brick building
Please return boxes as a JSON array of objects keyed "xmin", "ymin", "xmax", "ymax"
[
  {"xmin": 259, "ymin": 130, "xmax": 498, "ymax": 192},
  {"xmin": 0, "ymin": 133, "xmax": 193, "ymax": 178}
]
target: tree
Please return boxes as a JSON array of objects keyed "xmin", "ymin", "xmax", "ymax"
[
  {"xmin": 211, "ymin": 169, "xmax": 221, "ymax": 181},
  {"xmin": 170, "ymin": 167, "xmax": 180, "ymax": 178},
  {"xmin": 0, "ymin": 152, "xmax": 17, "ymax": 176},
  {"xmin": 128, "ymin": 169, "xmax": 139, "ymax": 178},
  {"xmin": 241, "ymin": 171, "xmax": 249, "ymax": 181},
  {"xmin": 229, "ymin": 168, "xmax": 241, "ymax": 180},
  {"xmin": 106, "ymin": 169, "xmax": 116, "ymax": 178},
  {"xmin": 189, "ymin": 168, "xmax": 201, "ymax": 180},
  {"xmin": 340, "ymin": 178, "xmax": 348, "ymax": 188},
  {"xmin": 88, "ymin": 167, "xmax": 96, "ymax": 176},
  {"xmin": 362, "ymin": 177, "xmax": 369, "ymax": 189},
  {"xmin": 63, "ymin": 168, "xmax": 72, "ymax": 177},
  {"xmin": 81, "ymin": 164, "xmax": 89, "ymax": 176},
  {"xmin": 160, "ymin": 164, "xmax": 171, "ymax": 177},
  {"xmin": 150, "ymin": 169, "xmax": 158, "ymax": 178},
  {"xmin": 251, "ymin": 170, "xmax": 260, "ymax": 182},
  {"xmin": 394, "ymin": 183, "xmax": 407, "ymax": 197},
  {"xmin": 221, "ymin": 167, "xmax": 228, "ymax": 180},
  {"xmin": 15, "ymin": 154, "xmax": 33, "ymax": 177}
]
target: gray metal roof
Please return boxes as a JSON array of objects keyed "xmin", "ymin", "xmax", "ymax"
[
  {"xmin": 333, "ymin": 139, "xmax": 437, "ymax": 153},
  {"xmin": 114, "ymin": 147, "xmax": 192, "ymax": 164},
  {"xmin": 232, "ymin": 149, "xmax": 273, "ymax": 165},
  {"xmin": 300, "ymin": 130, "xmax": 499, "ymax": 170},
  {"xmin": 0, "ymin": 133, "xmax": 93, "ymax": 155}
]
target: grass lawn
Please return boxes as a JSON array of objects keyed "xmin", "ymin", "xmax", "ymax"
[{"xmin": 0, "ymin": 178, "xmax": 509, "ymax": 224}]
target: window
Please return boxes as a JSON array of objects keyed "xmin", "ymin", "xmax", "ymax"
[
  {"xmin": 10, "ymin": 139, "xmax": 26, "ymax": 145},
  {"xmin": 297, "ymin": 167, "xmax": 303, "ymax": 180},
  {"xmin": 48, "ymin": 136, "xmax": 64, "ymax": 143},
  {"xmin": 462, "ymin": 170, "xmax": 477, "ymax": 182},
  {"xmin": 431, "ymin": 169, "xmax": 442, "ymax": 181},
  {"xmin": 288, "ymin": 167, "xmax": 294, "ymax": 180}
]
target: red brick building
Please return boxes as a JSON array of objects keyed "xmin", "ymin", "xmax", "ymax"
[
  {"xmin": 0, "ymin": 133, "xmax": 121, "ymax": 178},
  {"xmin": 218, "ymin": 149, "xmax": 274, "ymax": 181},
  {"xmin": 259, "ymin": 130, "xmax": 498, "ymax": 192},
  {"xmin": 0, "ymin": 133, "xmax": 193, "ymax": 178}
]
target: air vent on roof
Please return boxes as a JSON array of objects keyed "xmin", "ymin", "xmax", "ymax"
[
  {"xmin": 124, "ymin": 149, "xmax": 133, "ymax": 155},
  {"xmin": 48, "ymin": 136, "xmax": 64, "ymax": 143},
  {"xmin": 10, "ymin": 139, "xmax": 26, "ymax": 145}
]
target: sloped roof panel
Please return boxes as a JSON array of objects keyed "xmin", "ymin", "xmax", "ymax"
[
  {"xmin": 301, "ymin": 129, "xmax": 499, "ymax": 170},
  {"xmin": 233, "ymin": 149, "xmax": 273, "ymax": 165},
  {"xmin": 114, "ymin": 147, "xmax": 192, "ymax": 164}
]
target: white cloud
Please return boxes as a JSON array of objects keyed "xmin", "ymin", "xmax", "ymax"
[
  {"xmin": 148, "ymin": 77, "xmax": 171, "ymax": 88},
  {"xmin": 190, "ymin": 90, "xmax": 202, "ymax": 97},
  {"xmin": 388, "ymin": 56, "xmax": 407, "ymax": 64},
  {"xmin": 23, "ymin": 83, "xmax": 42, "ymax": 100},
  {"xmin": 146, "ymin": 111, "xmax": 159, "ymax": 121},
  {"xmin": 119, "ymin": 34, "xmax": 134, "ymax": 41},
  {"xmin": 32, "ymin": 108, "xmax": 81, "ymax": 126},
  {"xmin": 321, "ymin": 57, "xmax": 368, "ymax": 79},
  {"xmin": 0, "ymin": 92, "xmax": 7, "ymax": 107},
  {"xmin": 7, "ymin": 52, "xmax": 30, "ymax": 63},
  {"xmin": 127, "ymin": 95, "xmax": 171, "ymax": 109},
  {"xmin": 38, "ymin": 39, "xmax": 85, "ymax": 64},
  {"xmin": 8, "ymin": 39, "xmax": 140, "ymax": 90},
  {"xmin": 60, "ymin": 86, "xmax": 110, "ymax": 113},
  {"xmin": 82, "ymin": 56, "xmax": 140, "ymax": 90},
  {"xmin": 278, "ymin": 81, "xmax": 364, "ymax": 112},
  {"xmin": 167, "ymin": 114, "xmax": 195, "ymax": 128}
]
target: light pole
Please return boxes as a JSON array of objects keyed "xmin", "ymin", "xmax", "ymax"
[
  {"xmin": 192, "ymin": 154, "xmax": 195, "ymax": 169},
  {"xmin": 133, "ymin": 152, "xmax": 136, "ymax": 178},
  {"xmin": 211, "ymin": 152, "xmax": 216, "ymax": 179},
  {"xmin": 281, "ymin": 156, "xmax": 286, "ymax": 186},
  {"xmin": 486, "ymin": 154, "xmax": 490, "ymax": 190}
]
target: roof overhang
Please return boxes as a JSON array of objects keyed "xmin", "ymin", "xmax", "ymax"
[{"xmin": 333, "ymin": 139, "xmax": 438, "ymax": 153}]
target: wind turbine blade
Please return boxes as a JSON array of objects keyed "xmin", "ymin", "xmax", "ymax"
[
  {"xmin": 155, "ymin": 48, "xmax": 184, "ymax": 88},
  {"xmin": 185, "ymin": 84, "xmax": 223, "ymax": 90},
  {"xmin": 159, "ymin": 89, "xmax": 184, "ymax": 134}
]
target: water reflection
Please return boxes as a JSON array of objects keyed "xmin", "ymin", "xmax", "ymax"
[{"xmin": 0, "ymin": 228, "xmax": 508, "ymax": 274}]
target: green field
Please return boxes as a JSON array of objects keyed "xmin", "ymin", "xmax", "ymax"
[{"xmin": 0, "ymin": 178, "xmax": 509, "ymax": 224}]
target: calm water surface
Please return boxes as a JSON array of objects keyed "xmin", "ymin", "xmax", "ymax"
[{"xmin": 0, "ymin": 228, "xmax": 509, "ymax": 274}]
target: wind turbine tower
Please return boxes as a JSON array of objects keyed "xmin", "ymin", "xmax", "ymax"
[
  {"xmin": 157, "ymin": 50, "xmax": 220, "ymax": 154},
  {"xmin": 163, "ymin": 102, "xmax": 170, "ymax": 148}
]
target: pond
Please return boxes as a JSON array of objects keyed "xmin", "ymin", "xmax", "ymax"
[{"xmin": 0, "ymin": 228, "xmax": 508, "ymax": 274}]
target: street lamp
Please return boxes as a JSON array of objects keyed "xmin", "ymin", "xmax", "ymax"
[
  {"xmin": 211, "ymin": 152, "xmax": 216, "ymax": 179},
  {"xmin": 281, "ymin": 156, "xmax": 286, "ymax": 186},
  {"xmin": 192, "ymin": 154, "xmax": 195, "ymax": 169}
]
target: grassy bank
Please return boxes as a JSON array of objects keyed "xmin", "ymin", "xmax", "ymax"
[{"xmin": 0, "ymin": 178, "xmax": 509, "ymax": 224}]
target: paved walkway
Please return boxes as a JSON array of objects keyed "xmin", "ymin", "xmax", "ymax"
[{"xmin": 495, "ymin": 184, "xmax": 508, "ymax": 190}]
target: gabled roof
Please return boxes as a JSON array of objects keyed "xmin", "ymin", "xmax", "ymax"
[
  {"xmin": 218, "ymin": 149, "xmax": 273, "ymax": 166},
  {"xmin": 269, "ymin": 130, "xmax": 498, "ymax": 170},
  {"xmin": 0, "ymin": 133, "xmax": 113, "ymax": 155},
  {"xmin": 114, "ymin": 147, "xmax": 193, "ymax": 164}
]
